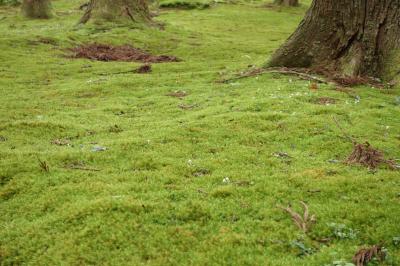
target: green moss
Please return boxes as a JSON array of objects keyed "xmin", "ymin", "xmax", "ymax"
[
  {"xmin": 0, "ymin": 0, "xmax": 399, "ymax": 265},
  {"xmin": 159, "ymin": 0, "xmax": 211, "ymax": 10},
  {"xmin": 211, "ymin": 186, "xmax": 234, "ymax": 198},
  {"xmin": 382, "ymin": 49, "xmax": 400, "ymax": 82}
]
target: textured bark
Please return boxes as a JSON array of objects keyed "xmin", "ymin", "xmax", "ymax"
[
  {"xmin": 22, "ymin": 0, "xmax": 51, "ymax": 19},
  {"xmin": 268, "ymin": 0, "xmax": 400, "ymax": 80},
  {"xmin": 274, "ymin": 0, "xmax": 299, "ymax": 6},
  {"xmin": 79, "ymin": 0, "xmax": 151, "ymax": 24}
]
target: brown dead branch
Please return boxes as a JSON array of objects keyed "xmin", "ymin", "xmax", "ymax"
[
  {"xmin": 38, "ymin": 158, "xmax": 50, "ymax": 173},
  {"xmin": 219, "ymin": 67, "xmax": 328, "ymax": 84},
  {"xmin": 278, "ymin": 201, "xmax": 316, "ymax": 233}
]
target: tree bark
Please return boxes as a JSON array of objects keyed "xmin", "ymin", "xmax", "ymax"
[
  {"xmin": 22, "ymin": 0, "xmax": 51, "ymax": 19},
  {"xmin": 274, "ymin": 0, "xmax": 299, "ymax": 6},
  {"xmin": 268, "ymin": 0, "xmax": 400, "ymax": 81},
  {"xmin": 79, "ymin": 0, "xmax": 152, "ymax": 25}
]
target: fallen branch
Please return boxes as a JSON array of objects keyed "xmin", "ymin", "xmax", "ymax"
[
  {"xmin": 98, "ymin": 70, "xmax": 136, "ymax": 76},
  {"xmin": 98, "ymin": 65, "xmax": 151, "ymax": 76},
  {"xmin": 219, "ymin": 67, "xmax": 328, "ymax": 84},
  {"xmin": 64, "ymin": 166, "xmax": 101, "ymax": 171},
  {"xmin": 332, "ymin": 116, "xmax": 356, "ymax": 143}
]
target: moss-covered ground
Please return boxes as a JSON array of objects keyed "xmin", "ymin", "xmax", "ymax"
[{"xmin": 0, "ymin": 1, "xmax": 399, "ymax": 265}]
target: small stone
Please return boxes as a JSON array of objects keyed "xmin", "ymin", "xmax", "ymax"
[{"xmin": 92, "ymin": 145, "xmax": 107, "ymax": 152}]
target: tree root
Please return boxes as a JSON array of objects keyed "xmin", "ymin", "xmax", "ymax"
[
  {"xmin": 218, "ymin": 67, "xmax": 328, "ymax": 84},
  {"xmin": 218, "ymin": 67, "xmax": 394, "ymax": 89},
  {"xmin": 78, "ymin": 0, "xmax": 94, "ymax": 24}
]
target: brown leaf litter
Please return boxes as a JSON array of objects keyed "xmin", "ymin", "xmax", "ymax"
[
  {"xmin": 353, "ymin": 245, "xmax": 385, "ymax": 266},
  {"xmin": 346, "ymin": 142, "xmax": 397, "ymax": 170},
  {"xmin": 68, "ymin": 43, "xmax": 181, "ymax": 63}
]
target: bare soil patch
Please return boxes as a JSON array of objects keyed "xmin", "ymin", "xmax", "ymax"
[
  {"xmin": 68, "ymin": 43, "xmax": 180, "ymax": 63},
  {"xmin": 135, "ymin": 64, "xmax": 152, "ymax": 73}
]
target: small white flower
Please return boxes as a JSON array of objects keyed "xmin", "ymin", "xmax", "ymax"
[{"xmin": 223, "ymin": 177, "xmax": 230, "ymax": 184}]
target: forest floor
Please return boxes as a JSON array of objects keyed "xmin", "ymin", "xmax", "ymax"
[{"xmin": 0, "ymin": 0, "xmax": 400, "ymax": 265}]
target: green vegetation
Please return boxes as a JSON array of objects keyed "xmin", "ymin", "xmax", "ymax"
[
  {"xmin": 159, "ymin": 0, "xmax": 211, "ymax": 10},
  {"xmin": 0, "ymin": 0, "xmax": 19, "ymax": 6},
  {"xmin": 0, "ymin": 0, "xmax": 399, "ymax": 265}
]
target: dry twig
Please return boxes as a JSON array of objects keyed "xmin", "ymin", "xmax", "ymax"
[
  {"xmin": 278, "ymin": 201, "xmax": 316, "ymax": 233},
  {"xmin": 38, "ymin": 158, "xmax": 50, "ymax": 172},
  {"xmin": 219, "ymin": 67, "xmax": 328, "ymax": 84}
]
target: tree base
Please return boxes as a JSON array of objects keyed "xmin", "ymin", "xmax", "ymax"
[
  {"xmin": 22, "ymin": 0, "xmax": 52, "ymax": 19},
  {"xmin": 268, "ymin": 0, "xmax": 400, "ymax": 82},
  {"xmin": 274, "ymin": 0, "xmax": 299, "ymax": 6},
  {"xmin": 79, "ymin": 0, "xmax": 152, "ymax": 25}
]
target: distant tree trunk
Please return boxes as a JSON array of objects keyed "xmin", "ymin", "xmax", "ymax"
[
  {"xmin": 274, "ymin": 0, "xmax": 298, "ymax": 6},
  {"xmin": 268, "ymin": 0, "xmax": 400, "ymax": 81},
  {"xmin": 79, "ymin": 0, "xmax": 152, "ymax": 25},
  {"xmin": 22, "ymin": 0, "xmax": 51, "ymax": 19}
]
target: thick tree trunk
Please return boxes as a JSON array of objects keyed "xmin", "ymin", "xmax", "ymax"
[
  {"xmin": 268, "ymin": 0, "xmax": 400, "ymax": 81},
  {"xmin": 22, "ymin": 0, "xmax": 51, "ymax": 19},
  {"xmin": 274, "ymin": 0, "xmax": 299, "ymax": 6},
  {"xmin": 79, "ymin": 0, "xmax": 152, "ymax": 25}
]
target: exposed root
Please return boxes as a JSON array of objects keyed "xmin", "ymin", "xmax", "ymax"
[
  {"xmin": 218, "ymin": 67, "xmax": 328, "ymax": 84},
  {"xmin": 79, "ymin": 2, "xmax": 90, "ymax": 10},
  {"xmin": 278, "ymin": 201, "xmax": 316, "ymax": 234},
  {"xmin": 313, "ymin": 67, "xmax": 387, "ymax": 89},
  {"xmin": 353, "ymin": 245, "xmax": 385, "ymax": 266},
  {"xmin": 219, "ymin": 66, "xmax": 392, "ymax": 89},
  {"xmin": 78, "ymin": 0, "xmax": 94, "ymax": 24}
]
